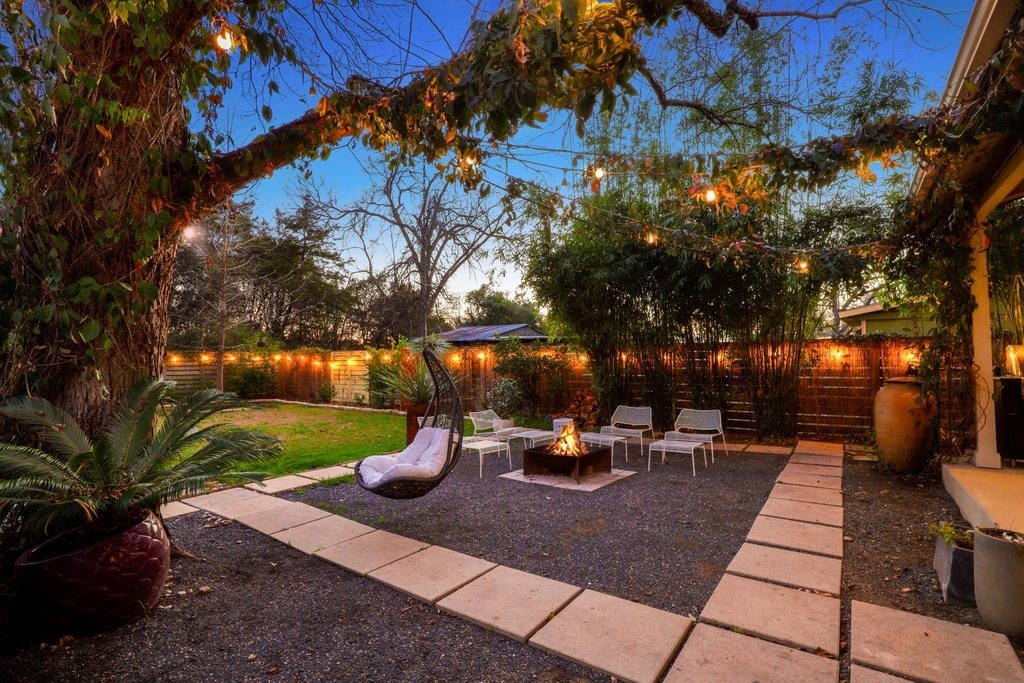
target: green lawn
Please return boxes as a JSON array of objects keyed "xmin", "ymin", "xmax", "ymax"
[{"xmin": 219, "ymin": 402, "xmax": 407, "ymax": 476}]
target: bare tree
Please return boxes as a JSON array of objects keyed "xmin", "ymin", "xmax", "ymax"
[{"xmin": 312, "ymin": 164, "xmax": 511, "ymax": 337}]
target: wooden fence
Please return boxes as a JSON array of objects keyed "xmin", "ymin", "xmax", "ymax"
[{"xmin": 165, "ymin": 337, "xmax": 966, "ymax": 439}]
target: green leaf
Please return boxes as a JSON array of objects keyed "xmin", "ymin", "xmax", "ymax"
[{"xmin": 80, "ymin": 320, "xmax": 101, "ymax": 342}]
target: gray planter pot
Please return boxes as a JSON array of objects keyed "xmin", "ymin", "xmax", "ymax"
[
  {"xmin": 933, "ymin": 536, "xmax": 975, "ymax": 606},
  {"xmin": 974, "ymin": 527, "xmax": 1024, "ymax": 638}
]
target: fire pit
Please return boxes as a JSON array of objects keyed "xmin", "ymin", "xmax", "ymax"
[{"xmin": 522, "ymin": 421, "xmax": 612, "ymax": 484}]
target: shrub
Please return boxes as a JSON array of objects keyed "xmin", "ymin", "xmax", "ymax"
[
  {"xmin": 226, "ymin": 363, "xmax": 277, "ymax": 399},
  {"xmin": 316, "ymin": 381, "xmax": 337, "ymax": 404},
  {"xmin": 487, "ymin": 378, "xmax": 524, "ymax": 417}
]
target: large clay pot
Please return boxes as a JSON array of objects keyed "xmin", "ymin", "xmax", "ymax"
[
  {"xmin": 402, "ymin": 403, "xmax": 429, "ymax": 445},
  {"xmin": 974, "ymin": 527, "xmax": 1024, "ymax": 638},
  {"xmin": 14, "ymin": 510, "xmax": 171, "ymax": 627},
  {"xmin": 873, "ymin": 377, "xmax": 935, "ymax": 472}
]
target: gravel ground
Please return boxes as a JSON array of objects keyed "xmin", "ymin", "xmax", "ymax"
[{"xmin": 2, "ymin": 446, "xmax": 1022, "ymax": 681}]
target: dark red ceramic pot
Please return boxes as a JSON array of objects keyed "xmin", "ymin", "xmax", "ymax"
[{"xmin": 15, "ymin": 510, "xmax": 171, "ymax": 627}]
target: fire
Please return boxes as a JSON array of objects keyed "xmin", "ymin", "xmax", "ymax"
[{"xmin": 551, "ymin": 420, "xmax": 586, "ymax": 456}]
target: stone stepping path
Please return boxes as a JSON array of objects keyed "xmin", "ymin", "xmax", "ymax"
[
  {"xmin": 727, "ymin": 543, "xmax": 841, "ymax": 594},
  {"xmin": 852, "ymin": 601, "xmax": 1024, "ymax": 683},
  {"xmin": 760, "ymin": 497, "xmax": 843, "ymax": 527},
  {"xmin": 529, "ymin": 589, "xmax": 693, "ymax": 683},
  {"xmin": 747, "ymin": 515, "xmax": 844, "ymax": 557},
  {"xmin": 665, "ymin": 624, "xmax": 839, "ymax": 682},
  {"xmin": 701, "ymin": 573, "xmax": 841, "ymax": 655},
  {"xmin": 245, "ymin": 474, "xmax": 317, "ymax": 493},
  {"xmin": 171, "ymin": 448, "xmax": 1024, "ymax": 682},
  {"xmin": 437, "ymin": 565, "xmax": 581, "ymax": 642}
]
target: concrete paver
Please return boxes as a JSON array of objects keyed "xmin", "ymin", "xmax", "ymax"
[
  {"xmin": 194, "ymin": 492, "xmax": 292, "ymax": 519},
  {"xmin": 747, "ymin": 515, "xmax": 843, "ymax": 558},
  {"xmin": 530, "ymin": 589, "xmax": 693, "ymax": 683},
  {"xmin": 782, "ymin": 462, "xmax": 842, "ymax": 478},
  {"xmin": 743, "ymin": 444, "xmax": 793, "ymax": 456},
  {"xmin": 315, "ymin": 530, "xmax": 429, "ymax": 576},
  {"xmin": 770, "ymin": 482, "xmax": 843, "ymax": 506},
  {"xmin": 777, "ymin": 471, "xmax": 842, "ymax": 490},
  {"xmin": 235, "ymin": 501, "xmax": 332, "ymax": 535},
  {"xmin": 245, "ymin": 474, "xmax": 316, "ymax": 494},
  {"xmin": 271, "ymin": 514, "xmax": 374, "ymax": 553},
  {"xmin": 851, "ymin": 665, "xmax": 911, "ymax": 682},
  {"xmin": 499, "ymin": 468, "xmax": 635, "ymax": 491},
  {"xmin": 701, "ymin": 574, "xmax": 840, "ymax": 656},
  {"xmin": 851, "ymin": 601, "xmax": 1024, "ymax": 683},
  {"xmin": 760, "ymin": 498, "xmax": 843, "ymax": 527},
  {"xmin": 437, "ymin": 565, "xmax": 582, "ymax": 641},
  {"xmin": 794, "ymin": 440, "xmax": 844, "ymax": 457},
  {"xmin": 368, "ymin": 546, "xmax": 496, "ymax": 604},
  {"xmin": 790, "ymin": 453, "xmax": 844, "ymax": 467},
  {"xmin": 300, "ymin": 464, "xmax": 356, "ymax": 481},
  {"xmin": 727, "ymin": 543, "xmax": 842, "ymax": 594},
  {"xmin": 160, "ymin": 500, "xmax": 197, "ymax": 519},
  {"xmin": 665, "ymin": 624, "xmax": 838, "ymax": 683},
  {"xmin": 186, "ymin": 486, "xmax": 261, "ymax": 512}
]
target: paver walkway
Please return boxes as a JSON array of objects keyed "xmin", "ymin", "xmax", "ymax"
[{"xmin": 167, "ymin": 442, "xmax": 1024, "ymax": 683}]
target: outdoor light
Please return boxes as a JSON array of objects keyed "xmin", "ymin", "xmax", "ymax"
[
  {"xmin": 593, "ymin": 166, "xmax": 606, "ymax": 180},
  {"xmin": 645, "ymin": 231, "xmax": 658, "ymax": 246},
  {"xmin": 182, "ymin": 225, "xmax": 197, "ymax": 241},
  {"xmin": 796, "ymin": 260, "xmax": 809, "ymax": 273},
  {"xmin": 168, "ymin": 354, "xmax": 181, "ymax": 364},
  {"xmin": 214, "ymin": 26, "xmax": 234, "ymax": 51},
  {"xmin": 704, "ymin": 188, "xmax": 717, "ymax": 203},
  {"xmin": 476, "ymin": 351, "xmax": 486, "ymax": 361},
  {"xmin": 1006, "ymin": 345, "xmax": 1023, "ymax": 376}
]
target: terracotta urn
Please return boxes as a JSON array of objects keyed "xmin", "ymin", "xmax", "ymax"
[{"xmin": 872, "ymin": 377, "xmax": 935, "ymax": 472}]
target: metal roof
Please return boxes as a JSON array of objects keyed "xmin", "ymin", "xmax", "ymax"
[{"xmin": 433, "ymin": 324, "xmax": 547, "ymax": 344}]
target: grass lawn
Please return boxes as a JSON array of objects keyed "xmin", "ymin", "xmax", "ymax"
[{"xmin": 219, "ymin": 402, "xmax": 407, "ymax": 476}]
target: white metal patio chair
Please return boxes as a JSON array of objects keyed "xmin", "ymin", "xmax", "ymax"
[
  {"xmin": 599, "ymin": 405, "xmax": 653, "ymax": 460},
  {"xmin": 670, "ymin": 408, "xmax": 729, "ymax": 458},
  {"xmin": 468, "ymin": 409, "xmax": 523, "ymax": 440}
]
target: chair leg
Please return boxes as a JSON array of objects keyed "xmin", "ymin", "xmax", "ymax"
[
  {"xmin": 478, "ymin": 450, "xmax": 483, "ymax": 478},
  {"xmin": 505, "ymin": 446, "xmax": 512, "ymax": 470},
  {"xmin": 691, "ymin": 450, "xmax": 696, "ymax": 477},
  {"xmin": 701, "ymin": 444, "xmax": 708, "ymax": 469},
  {"xmin": 721, "ymin": 434, "xmax": 729, "ymax": 457},
  {"xmin": 647, "ymin": 446, "xmax": 654, "ymax": 472}
]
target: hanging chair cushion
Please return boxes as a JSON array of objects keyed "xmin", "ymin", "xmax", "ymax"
[{"xmin": 358, "ymin": 427, "xmax": 451, "ymax": 488}]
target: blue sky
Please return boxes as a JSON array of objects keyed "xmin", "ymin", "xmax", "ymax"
[{"xmin": 217, "ymin": 1, "xmax": 973, "ymax": 299}]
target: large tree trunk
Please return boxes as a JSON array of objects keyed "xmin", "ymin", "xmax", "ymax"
[{"xmin": 4, "ymin": 23, "xmax": 190, "ymax": 435}]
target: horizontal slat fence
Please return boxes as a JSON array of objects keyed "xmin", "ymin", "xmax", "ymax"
[{"xmin": 165, "ymin": 337, "xmax": 968, "ymax": 440}]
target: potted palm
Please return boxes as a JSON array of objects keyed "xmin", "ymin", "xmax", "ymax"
[
  {"xmin": 0, "ymin": 379, "xmax": 280, "ymax": 628},
  {"xmin": 378, "ymin": 359, "xmax": 436, "ymax": 445}
]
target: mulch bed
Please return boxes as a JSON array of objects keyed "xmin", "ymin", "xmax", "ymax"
[{"xmin": 2, "ymin": 445, "xmax": 1022, "ymax": 680}]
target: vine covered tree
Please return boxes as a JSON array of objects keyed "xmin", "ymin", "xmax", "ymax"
[{"xmin": 0, "ymin": 0, "xmax": 1018, "ymax": 439}]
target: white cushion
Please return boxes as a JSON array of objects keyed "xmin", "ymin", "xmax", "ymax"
[
  {"xmin": 358, "ymin": 454, "xmax": 401, "ymax": 488},
  {"xmin": 492, "ymin": 418, "xmax": 515, "ymax": 430},
  {"xmin": 396, "ymin": 427, "xmax": 438, "ymax": 464},
  {"xmin": 366, "ymin": 429, "xmax": 451, "ymax": 486}
]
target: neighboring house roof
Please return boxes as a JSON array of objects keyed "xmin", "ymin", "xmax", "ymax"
[
  {"xmin": 838, "ymin": 304, "xmax": 935, "ymax": 336},
  {"xmin": 433, "ymin": 324, "xmax": 547, "ymax": 344}
]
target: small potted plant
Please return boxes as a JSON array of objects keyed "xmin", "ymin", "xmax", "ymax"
[
  {"xmin": 974, "ymin": 526, "xmax": 1024, "ymax": 638},
  {"xmin": 929, "ymin": 521, "xmax": 974, "ymax": 605},
  {"xmin": 0, "ymin": 379, "xmax": 280, "ymax": 629}
]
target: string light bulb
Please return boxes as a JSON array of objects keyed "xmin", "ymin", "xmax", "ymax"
[
  {"xmin": 182, "ymin": 225, "xmax": 197, "ymax": 240},
  {"xmin": 704, "ymin": 188, "xmax": 717, "ymax": 203},
  {"xmin": 592, "ymin": 166, "xmax": 606, "ymax": 180},
  {"xmin": 215, "ymin": 26, "xmax": 234, "ymax": 51}
]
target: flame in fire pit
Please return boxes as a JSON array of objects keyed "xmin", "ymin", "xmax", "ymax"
[{"xmin": 551, "ymin": 420, "xmax": 586, "ymax": 456}]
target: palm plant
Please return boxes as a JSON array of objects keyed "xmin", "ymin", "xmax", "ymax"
[
  {"xmin": 377, "ymin": 360, "xmax": 435, "ymax": 406},
  {"xmin": 0, "ymin": 378, "xmax": 281, "ymax": 543}
]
